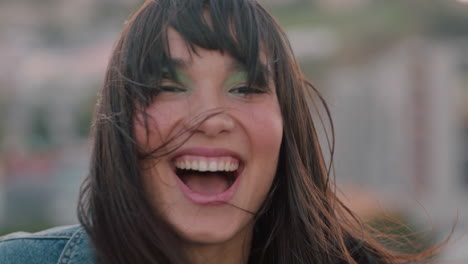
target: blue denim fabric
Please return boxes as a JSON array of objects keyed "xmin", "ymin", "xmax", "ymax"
[{"xmin": 0, "ymin": 225, "xmax": 95, "ymax": 264}]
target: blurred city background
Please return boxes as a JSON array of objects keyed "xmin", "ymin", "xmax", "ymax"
[{"xmin": 0, "ymin": 0, "xmax": 467, "ymax": 262}]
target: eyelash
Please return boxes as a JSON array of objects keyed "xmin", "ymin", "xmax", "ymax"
[
  {"xmin": 154, "ymin": 82, "xmax": 266, "ymax": 96},
  {"xmin": 229, "ymin": 86, "xmax": 266, "ymax": 96},
  {"xmin": 159, "ymin": 86, "xmax": 186, "ymax": 93}
]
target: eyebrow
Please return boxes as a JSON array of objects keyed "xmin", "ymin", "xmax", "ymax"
[{"xmin": 166, "ymin": 58, "xmax": 190, "ymax": 70}]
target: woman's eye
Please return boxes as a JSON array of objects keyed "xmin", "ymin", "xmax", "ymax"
[
  {"xmin": 229, "ymin": 86, "xmax": 265, "ymax": 96},
  {"xmin": 159, "ymin": 86, "xmax": 186, "ymax": 93}
]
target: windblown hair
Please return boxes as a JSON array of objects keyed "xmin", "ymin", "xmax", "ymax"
[{"xmin": 78, "ymin": 0, "xmax": 442, "ymax": 263}]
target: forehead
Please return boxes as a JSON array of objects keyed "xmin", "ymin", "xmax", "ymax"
[
  {"xmin": 166, "ymin": 27, "xmax": 243, "ymax": 72},
  {"xmin": 166, "ymin": 27, "xmax": 271, "ymax": 76},
  {"xmin": 167, "ymin": 27, "xmax": 193, "ymax": 61}
]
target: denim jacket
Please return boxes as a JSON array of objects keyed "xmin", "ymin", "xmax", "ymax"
[
  {"xmin": 0, "ymin": 225, "xmax": 383, "ymax": 264},
  {"xmin": 0, "ymin": 225, "xmax": 95, "ymax": 264}
]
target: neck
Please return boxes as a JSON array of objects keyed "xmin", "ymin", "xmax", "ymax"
[{"xmin": 184, "ymin": 224, "xmax": 253, "ymax": 264}]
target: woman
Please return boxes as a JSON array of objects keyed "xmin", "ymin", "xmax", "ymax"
[{"xmin": 0, "ymin": 0, "xmax": 442, "ymax": 263}]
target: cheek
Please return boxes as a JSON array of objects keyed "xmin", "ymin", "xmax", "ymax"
[
  {"xmin": 134, "ymin": 102, "xmax": 187, "ymax": 151},
  {"xmin": 246, "ymin": 102, "xmax": 283, "ymax": 155},
  {"xmin": 237, "ymin": 101, "xmax": 283, "ymax": 206}
]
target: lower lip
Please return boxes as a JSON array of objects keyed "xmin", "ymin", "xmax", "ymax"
[{"xmin": 174, "ymin": 170, "xmax": 242, "ymax": 206}]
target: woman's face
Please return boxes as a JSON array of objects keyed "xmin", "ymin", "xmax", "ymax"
[{"xmin": 134, "ymin": 28, "xmax": 283, "ymax": 246}]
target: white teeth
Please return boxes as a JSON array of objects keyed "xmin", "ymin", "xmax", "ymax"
[
  {"xmin": 199, "ymin": 160, "xmax": 208, "ymax": 171},
  {"xmin": 177, "ymin": 161, "xmax": 185, "ymax": 169},
  {"xmin": 231, "ymin": 163, "xmax": 238, "ymax": 171},
  {"xmin": 191, "ymin": 161, "xmax": 198, "ymax": 170},
  {"xmin": 218, "ymin": 161, "xmax": 225, "ymax": 171},
  {"xmin": 175, "ymin": 157, "xmax": 239, "ymax": 172},
  {"xmin": 209, "ymin": 161, "xmax": 217, "ymax": 172}
]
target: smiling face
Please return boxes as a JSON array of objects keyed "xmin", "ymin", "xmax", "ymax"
[{"xmin": 134, "ymin": 28, "xmax": 283, "ymax": 248}]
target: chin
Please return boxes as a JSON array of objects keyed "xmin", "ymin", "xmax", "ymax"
[
  {"xmin": 167, "ymin": 201, "xmax": 254, "ymax": 245},
  {"xmin": 181, "ymin": 226, "xmax": 238, "ymax": 244}
]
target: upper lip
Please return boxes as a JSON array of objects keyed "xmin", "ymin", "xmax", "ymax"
[{"xmin": 171, "ymin": 147, "xmax": 243, "ymax": 162}]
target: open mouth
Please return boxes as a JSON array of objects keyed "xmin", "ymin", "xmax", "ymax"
[{"xmin": 172, "ymin": 156, "xmax": 242, "ymax": 196}]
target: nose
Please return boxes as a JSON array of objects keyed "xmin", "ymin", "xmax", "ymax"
[
  {"xmin": 189, "ymin": 83, "xmax": 236, "ymax": 137},
  {"xmin": 195, "ymin": 112, "xmax": 235, "ymax": 137}
]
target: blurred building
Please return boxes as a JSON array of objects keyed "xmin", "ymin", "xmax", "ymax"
[
  {"xmin": 316, "ymin": 0, "xmax": 370, "ymax": 10},
  {"xmin": 325, "ymin": 37, "xmax": 468, "ymax": 228},
  {"xmin": 1, "ymin": 4, "xmax": 467, "ymax": 260},
  {"xmin": 0, "ymin": 0, "xmax": 131, "ymax": 229}
]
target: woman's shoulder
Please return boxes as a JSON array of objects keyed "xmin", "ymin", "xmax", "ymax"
[{"xmin": 0, "ymin": 224, "xmax": 95, "ymax": 264}]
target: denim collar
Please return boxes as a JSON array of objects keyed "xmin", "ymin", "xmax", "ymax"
[{"xmin": 57, "ymin": 227, "xmax": 95, "ymax": 264}]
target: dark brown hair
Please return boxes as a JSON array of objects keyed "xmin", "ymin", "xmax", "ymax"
[{"xmin": 78, "ymin": 0, "xmax": 444, "ymax": 263}]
